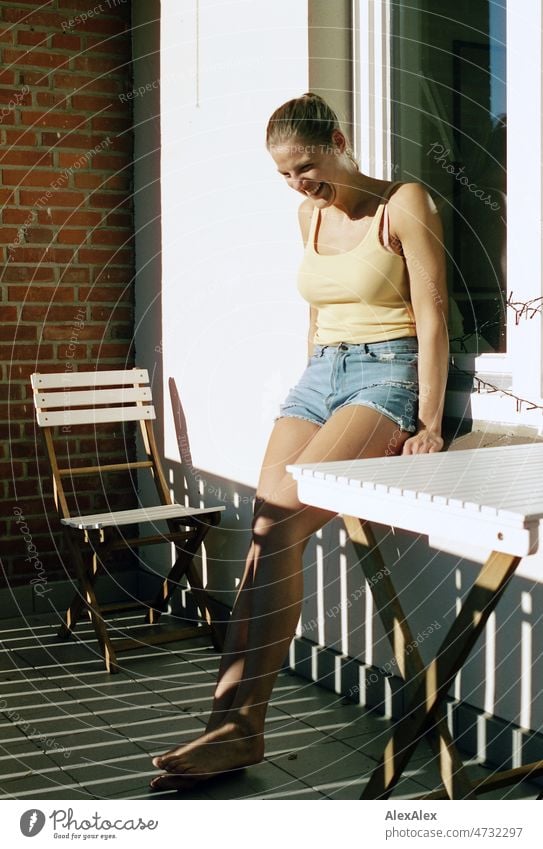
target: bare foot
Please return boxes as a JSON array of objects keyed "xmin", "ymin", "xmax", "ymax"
[{"xmin": 149, "ymin": 720, "xmax": 264, "ymax": 791}]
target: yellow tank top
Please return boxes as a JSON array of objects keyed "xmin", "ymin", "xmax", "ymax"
[{"xmin": 297, "ymin": 183, "xmax": 416, "ymax": 345}]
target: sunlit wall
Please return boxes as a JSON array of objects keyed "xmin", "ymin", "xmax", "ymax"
[{"xmin": 160, "ymin": 0, "xmax": 309, "ymax": 486}]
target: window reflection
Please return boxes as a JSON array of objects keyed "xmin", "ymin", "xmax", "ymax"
[{"xmin": 392, "ymin": 0, "xmax": 507, "ymax": 352}]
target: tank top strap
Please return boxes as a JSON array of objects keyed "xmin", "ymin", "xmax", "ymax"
[
  {"xmin": 376, "ymin": 181, "xmax": 403, "ymax": 250},
  {"xmin": 306, "ymin": 204, "xmax": 320, "ymax": 250}
]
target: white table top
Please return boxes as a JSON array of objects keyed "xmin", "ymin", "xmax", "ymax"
[{"xmin": 288, "ymin": 444, "xmax": 543, "ymax": 557}]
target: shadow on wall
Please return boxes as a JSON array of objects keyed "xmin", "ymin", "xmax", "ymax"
[{"xmin": 158, "ymin": 377, "xmax": 543, "ymax": 738}]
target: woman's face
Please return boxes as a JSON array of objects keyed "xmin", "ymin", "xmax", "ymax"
[{"xmin": 269, "ymin": 133, "xmax": 347, "ymax": 207}]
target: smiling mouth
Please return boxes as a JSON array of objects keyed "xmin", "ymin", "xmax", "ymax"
[{"xmin": 307, "ymin": 182, "xmax": 324, "ymax": 198}]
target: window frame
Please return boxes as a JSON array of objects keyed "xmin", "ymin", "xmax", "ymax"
[{"xmin": 352, "ymin": 0, "xmax": 543, "ymax": 431}]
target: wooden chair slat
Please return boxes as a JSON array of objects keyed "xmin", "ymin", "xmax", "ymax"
[
  {"xmin": 61, "ymin": 503, "xmax": 225, "ymax": 530},
  {"xmin": 31, "ymin": 368, "xmax": 149, "ymax": 389},
  {"xmin": 36, "ymin": 405, "xmax": 156, "ymax": 426},
  {"xmin": 36, "ymin": 387, "xmax": 152, "ymax": 408}
]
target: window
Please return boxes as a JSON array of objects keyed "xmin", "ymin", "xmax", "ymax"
[{"xmin": 354, "ymin": 0, "xmax": 543, "ymax": 429}]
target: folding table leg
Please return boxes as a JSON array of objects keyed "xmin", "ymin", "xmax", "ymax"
[
  {"xmin": 359, "ymin": 548, "xmax": 520, "ymax": 799},
  {"xmin": 344, "ymin": 516, "xmax": 474, "ymax": 799}
]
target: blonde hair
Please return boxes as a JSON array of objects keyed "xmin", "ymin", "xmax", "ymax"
[{"xmin": 266, "ymin": 92, "xmax": 358, "ymax": 167}]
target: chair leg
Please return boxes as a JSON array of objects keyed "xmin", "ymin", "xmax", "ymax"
[
  {"xmin": 61, "ymin": 532, "xmax": 120, "ymax": 673},
  {"xmin": 146, "ymin": 513, "xmax": 227, "ymax": 650},
  {"xmin": 58, "ymin": 538, "xmax": 100, "ymax": 639}
]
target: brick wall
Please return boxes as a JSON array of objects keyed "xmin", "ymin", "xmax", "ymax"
[{"xmin": 0, "ymin": 0, "xmax": 136, "ymax": 591}]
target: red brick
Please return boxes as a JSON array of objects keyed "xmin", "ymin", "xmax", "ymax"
[
  {"xmin": 2, "ymin": 129, "xmax": 38, "ymax": 146},
  {"xmin": 3, "ymin": 48, "xmax": 71, "ymax": 71},
  {"xmin": 2, "ymin": 9, "xmax": 72, "ymax": 28},
  {"xmin": 103, "ymin": 212, "xmax": 131, "ymax": 228},
  {"xmin": 41, "ymin": 131, "xmax": 94, "ymax": 148},
  {"xmin": 25, "ymin": 227, "xmax": 55, "ymax": 243},
  {"xmin": 0, "ymin": 343, "xmax": 54, "ymax": 360},
  {"xmin": 38, "ymin": 208, "xmax": 100, "ymax": 226},
  {"xmin": 36, "ymin": 91, "xmax": 70, "ymax": 108},
  {"xmin": 0, "ymin": 69, "xmax": 15, "ymax": 85},
  {"xmin": 78, "ymin": 247, "xmax": 132, "ymax": 264},
  {"xmin": 92, "ymin": 266, "xmax": 130, "ymax": 284},
  {"xmin": 17, "ymin": 31, "xmax": 50, "ymax": 47},
  {"xmin": 2, "ymin": 168, "xmax": 58, "ymax": 187},
  {"xmin": 91, "ymin": 115, "xmax": 130, "ymax": 132},
  {"xmin": 0, "ymin": 188, "xmax": 16, "ymax": 205},
  {"xmin": 0, "ymin": 226, "xmax": 19, "ymax": 242},
  {"xmin": 0, "ymin": 325, "xmax": 36, "ymax": 341},
  {"xmin": 42, "ymin": 324, "xmax": 104, "ymax": 341},
  {"xmin": 0, "ymin": 149, "xmax": 52, "ymax": 166},
  {"xmin": 78, "ymin": 285, "xmax": 126, "ymax": 301},
  {"xmin": 20, "ymin": 189, "xmax": 86, "ymax": 207},
  {"xmin": 56, "ymin": 228, "xmax": 88, "ymax": 245},
  {"xmin": 0, "ymin": 87, "xmax": 32, "ymax": 105},
  {"xmin": 0, "ymin": 28, "xmax": 14, "ymax": 45},
  {"xmin": 8, "ymin": 285, "xmax": 75, "ymax": 303},
  {"xmin": 91, "ymin": 305, "xmax": 131, "ymax": 321},
  {"xmin": 8, "ymin": 246, "xmax": 74, "ymax": 263},
  {"xmin": 71, "ymin": 93, "xmax": 119, "ymax": 112},
  {"xmin": 91, "ymin": 228, "xmax": 132, "ymax": 246},
  {"xmin": 73, "ymin": 55, "xmax": 125, "ymax": 74},
  {"xmin": 74, "ymin": 171, "xmax": 129, "ymax": 190},
  {"xmin": 60, "ymin": 271, "xmax": 91, "ymax": 286},
  {"xmin": 52, "ymin": 73, "xmax": 121, "ymax": 94},
  {"xmin": 57, "ymin": 0, "xmax": 121, "ymax": 11},
  {"xmin": 22, "ymin": 304, "xmax": 86, "ymax": 321},
  {"xmin": 16, "ymin": 70, "xmax": 49, "ymax": 87},
  {"xmin": 89, "ymin": 343, "xmax": 132, "ymax": 359},
  {"xmin": 51, "ymin": 33, "xmax": 81, "ymax": 51},
  {"xmin": 86, "ymin": 33, "xmax": 131, "ymax": 54},
  {"xmin": 3, "ymin": 266, "xmax": 55, "ymax": 282},
  {"xmin": 91, "ymin": 152, "xmax": 127, "ymax": 170},
  {"xmin": 20, "ymin": 111, "xmax": 87, "ymax": 130},
  {"xmin": 88, "ymin": 192, "xmax": 131, "ymax": 209},
  {"xmin": 0, "ymin": 306, "xmax": 19, "ymax": 321},
  {"xmin": 2, "ymin": 208, "xmax": 35, "ymax": 225}
]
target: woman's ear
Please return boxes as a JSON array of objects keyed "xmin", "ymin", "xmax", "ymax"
[{"xmin": 331, "ymin": 129, "xmax": 347, "ymax": 152}]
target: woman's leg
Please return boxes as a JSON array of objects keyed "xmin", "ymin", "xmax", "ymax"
[
  {"xmin": 151, "ymin": 405, "xmax": 408, "ymax": 789},
  {"xmin": 203, "ymin": 417, "xmax": 320, "ymax": 732}
]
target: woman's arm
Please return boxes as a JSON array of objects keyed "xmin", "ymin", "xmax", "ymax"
[
  {"xmin": 389, "ymin": 183, "xmax": 449, "ymax": 454},
  {"xmin": 298, "ymin": 199, "xmax": 317, "ymax": 359}
]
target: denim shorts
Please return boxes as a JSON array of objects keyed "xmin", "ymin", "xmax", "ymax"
[{"xmin": 278, "ymin": 337, "xmax": 419, "ymax": 432}]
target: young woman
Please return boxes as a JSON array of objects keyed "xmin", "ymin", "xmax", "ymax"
[{"xmin": 150, "ymin": 92, "xmax": 448, "ymax": 790}]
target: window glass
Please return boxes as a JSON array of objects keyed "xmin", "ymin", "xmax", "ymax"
[{"xmin": 391, "ymin": 0, "xmax": 506, "ymax": 352}]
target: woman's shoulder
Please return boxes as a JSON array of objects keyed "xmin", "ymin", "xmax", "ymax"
[
  {"xmin": 387, "ymin": 181, "xmax": 440, "ymax": 231},
  {"xmin": 389, "ymin": 180, "xmax": 433, "ymax": 205}
]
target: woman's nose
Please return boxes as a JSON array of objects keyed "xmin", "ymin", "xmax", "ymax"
[{"xmin": 289, "ymin": 178, "xmax": 307, "ymax": 193}]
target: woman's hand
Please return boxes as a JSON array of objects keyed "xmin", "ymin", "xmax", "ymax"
[{"xmin": 402, "ymin": 428, "xmax": 443, "ymax": 455}]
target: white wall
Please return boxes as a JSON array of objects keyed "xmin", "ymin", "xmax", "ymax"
[{"xmin": 160, "ymin": 0, "xmax": 309, "ymax": 487}]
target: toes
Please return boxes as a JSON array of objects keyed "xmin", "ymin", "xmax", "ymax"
[{"xmin": 149, "ymin": 773, "xmax": 197, "ymax": 792}]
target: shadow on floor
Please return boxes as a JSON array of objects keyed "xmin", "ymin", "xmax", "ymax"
[{"xmin": 0, "ymin": 613, "xmax": 541, "ymax": 801}]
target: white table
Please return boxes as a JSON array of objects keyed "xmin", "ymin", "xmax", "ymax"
[{"xmin": 288, "ymin": 444, "xmax": 543, "ymax": 799}]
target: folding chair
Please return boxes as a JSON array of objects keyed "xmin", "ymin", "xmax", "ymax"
[{"xmin": 31, "ymin": 368, "xmax": 226, "ymax": 673}]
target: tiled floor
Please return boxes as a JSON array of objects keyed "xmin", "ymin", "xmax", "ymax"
[{"xmin": 1, "ymin": 612, "xmax": 541, "ymax": 801}]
